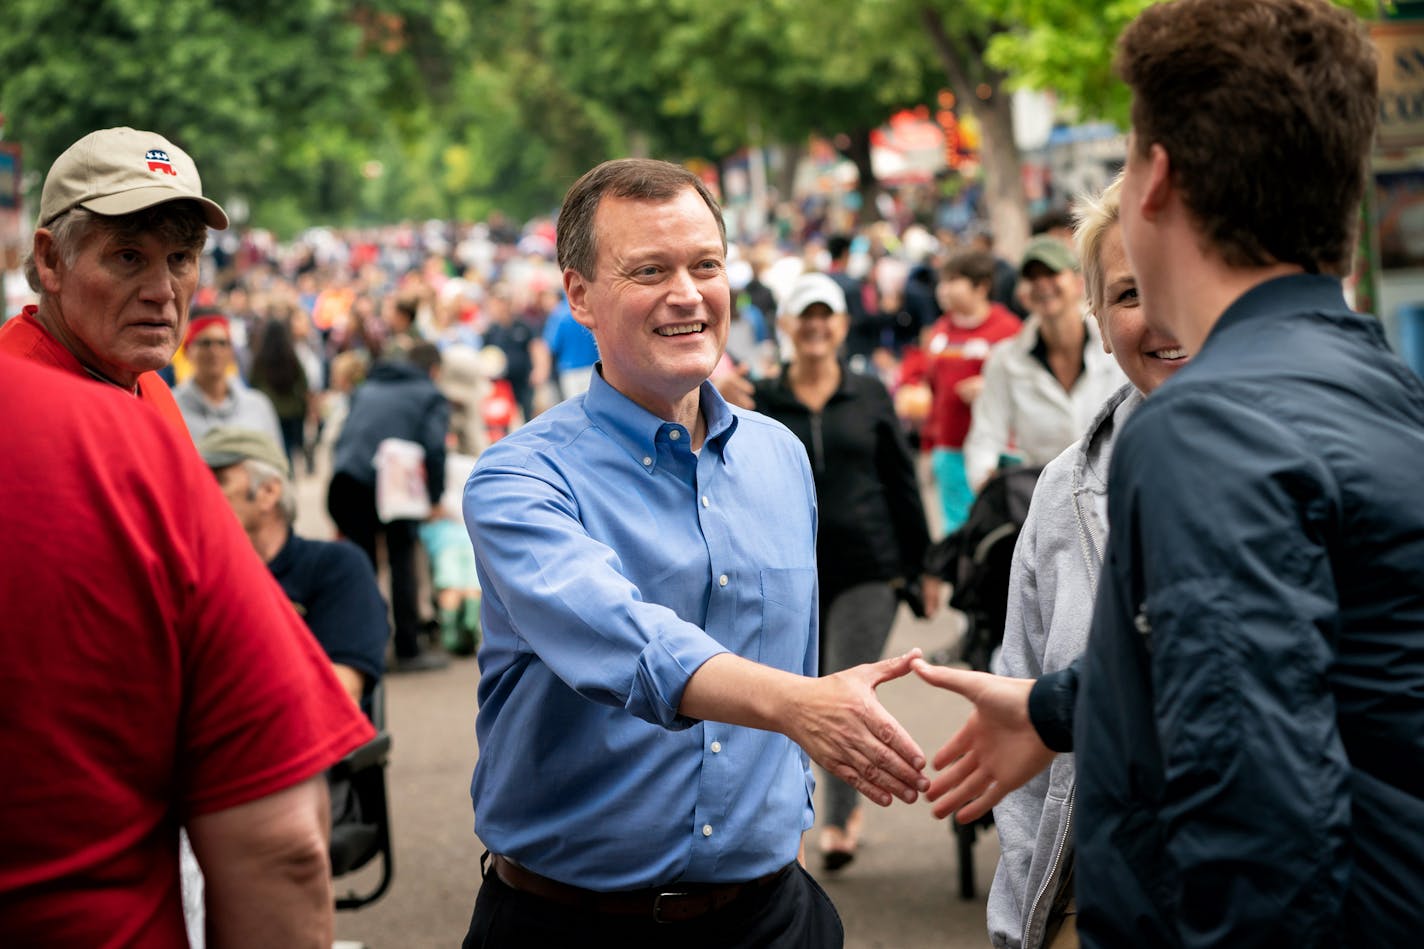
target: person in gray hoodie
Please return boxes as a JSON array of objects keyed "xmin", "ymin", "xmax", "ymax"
[{"xmin": 982, "ymin": 174, "xmax": 1189, "ymax": 948}]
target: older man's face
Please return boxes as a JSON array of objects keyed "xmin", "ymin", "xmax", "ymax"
[
  {"xmin": 48, "ymin": 224, "xmax": 201, "ymax": 388},
  {"xmin": 213, "ymin": 463, "xmax": 263, "ymax": 539}
]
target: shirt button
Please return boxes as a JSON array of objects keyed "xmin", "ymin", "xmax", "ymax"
[
  {"xmin": 718, "ymin": 574, "xmax": 728, "ymax": 587},
  {"xmin": 710, "ymin": 740, "xmax": 722, "ymax": 753},
  {"xmin": 642, "ymin": 456, "xmax": 652, "ymax": 466},
  {"xmin": 701, "ymin": 496, "xmax": 709, "ymax": 507},
  {"xmin": 670, "ymin": 429, "xmax": 681, "ymax": 441},
  {"xmin": 702, "ymin": 824, "xmax": 713, "ymax": 837}
]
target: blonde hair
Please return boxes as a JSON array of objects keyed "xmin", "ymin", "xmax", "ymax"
[{"xmin": 1073, "ymin": 172, "xmax": 1125, "ymax": 318}]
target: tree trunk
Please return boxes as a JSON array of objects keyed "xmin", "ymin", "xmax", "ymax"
[
  {"xmin": 919, "ymin": 7, "xmax": 1030, "ymax": 261},
  {"xmin": 774, "ymin": 141, "xmax": 804, "ymax": 210},
  {"xmin": 844, "ymin": 127, "xmax": 879, "ymax": 226},
  {"xmin": 967, "ymin": 92, "xmax": 1030, "ymax": 263}
]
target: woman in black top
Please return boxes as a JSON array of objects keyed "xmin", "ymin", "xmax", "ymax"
[{"xmin": 752, "ymin": 272, "xmax": 940, "ymax": 871}]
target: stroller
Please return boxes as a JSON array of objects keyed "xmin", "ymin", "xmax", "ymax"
[{"xmin": 924, "ymin": 463, "xmax": 1043, "ymax": 898}]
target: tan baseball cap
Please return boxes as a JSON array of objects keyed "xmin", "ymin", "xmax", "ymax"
[
  {"xmin": 1019, "ymin": 236, "xmax": 1078, "ymax": 275},
  {"xmin": 197, "ymin": 426, "xmax": 289, "ymax": 474},
  {"xmin": 39, "ymin": 127, "xmax": 229, "ymax": 229}
]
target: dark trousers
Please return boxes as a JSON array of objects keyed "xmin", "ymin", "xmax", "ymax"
[
  {"xmin": 326, "ymin": 472, "xmax": 421, "ymax": 659},
  {"xmin": 278, "ymin": 414, "xmax": 305, "ymax": 474},
  {"xmin": 462, "ymin": 861, "xmax": 843, "ymax": 949}
]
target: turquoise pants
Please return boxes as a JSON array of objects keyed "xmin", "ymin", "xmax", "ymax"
[{"xmin": 931, "ymin": 447, "xmax": 976, "ymax": 535}]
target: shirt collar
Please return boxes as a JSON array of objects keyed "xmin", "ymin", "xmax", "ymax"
[
  {"xmin": 583, "ymin": 364, "xmax": 739, "ymax": 471},
  {"xmin": 22, "ymin": 305, "xmax": 142, "ymax": 395},
  {"xmin": 1202, "ymin": 273, "xmax": 1349, "ymax": 358}
]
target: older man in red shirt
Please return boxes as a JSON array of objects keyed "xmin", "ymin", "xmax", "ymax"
[{"xmin": 0, "ymin": 126, "xmax": 227, "ymax": 428}]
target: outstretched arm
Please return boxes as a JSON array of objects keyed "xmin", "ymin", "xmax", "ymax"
[
  {"xmin": 911, "ymin": 659, "xmax": 1056, "ymax": 822},
  {"xmin": 681, "ymin": 650, "xmax": 930, "ymax": 807}
]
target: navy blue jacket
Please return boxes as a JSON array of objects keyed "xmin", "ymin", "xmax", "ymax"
[
  {"xmin": 1073, "ymin": 275, "xmax": 1424, "ymax": 946},
  {"xmin": 332, "ymin": 359, "xmax": 449, "ymax": 502},
  {"xmin": 269, "ymin": 533, "xmax": 388, "ymax": 697}
]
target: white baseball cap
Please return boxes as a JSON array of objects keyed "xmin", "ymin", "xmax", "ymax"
[{"xmin": 777, "ymin": 272, "xmax": 848, "ymax": 318}]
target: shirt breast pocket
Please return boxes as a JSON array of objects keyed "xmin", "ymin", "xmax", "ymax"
[{"xmin": 757, "ymin": 566, "xmax": 816, "ymax": 673}]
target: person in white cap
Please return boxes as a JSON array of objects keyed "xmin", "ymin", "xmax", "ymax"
[
  {"xmin": 1, "ymin": 126, "xmax": 228, "ymax": 429},
  {"xmin": 749, "ymin": 271, "xmax": 941, "ymax": 873}
]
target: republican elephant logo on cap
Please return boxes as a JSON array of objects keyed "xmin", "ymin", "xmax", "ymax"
[{"xmin": 145, "ymin": 149, "xmax": 177, "ymax": 176}]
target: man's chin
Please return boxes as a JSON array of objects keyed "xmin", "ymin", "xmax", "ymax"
[{"xmin": 124, "ymin": 347, "xmax": 180, "ymax": 375}]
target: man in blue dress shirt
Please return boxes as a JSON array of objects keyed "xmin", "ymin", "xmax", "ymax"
[{"xmin": 460, "ymin": 158, "xmax": 931, "ymax": 947}]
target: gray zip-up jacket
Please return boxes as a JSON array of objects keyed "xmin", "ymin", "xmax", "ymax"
[{"xmin": 986, "ymin": 382, "xmax": 1140, "ymax": 949}]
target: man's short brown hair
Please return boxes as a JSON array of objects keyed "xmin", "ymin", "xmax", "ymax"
[
  {"xmin": 556, "ymin": 159, "xmax": 726, "ymax": 279},
  {"xmin": 939, "ymin": 251, "xmax": 997, "ymax": 290},
  {"xmin": 1115, "ymin": 0, "xmax": 1376, "ymax": 276}
]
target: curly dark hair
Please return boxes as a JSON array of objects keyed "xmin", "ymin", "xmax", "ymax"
[{"xmin": 1115, "ymin": 0, "xmax": 1376, "ymax": 276}]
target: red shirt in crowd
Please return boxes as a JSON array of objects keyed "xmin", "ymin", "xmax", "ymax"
[{"xmin": 917, "ymin": 304, "xmax": 1022, "ymax": 451}]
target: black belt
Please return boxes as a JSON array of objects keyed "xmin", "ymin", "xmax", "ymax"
[{"xmin": 484, "ymin": 852, "xmax": 792, "ymax": 923}]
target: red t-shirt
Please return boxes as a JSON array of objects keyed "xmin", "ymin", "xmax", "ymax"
[
  {"xmin": 919, "ymin": 305, "xmax": 1022, "ymax": 450},
  {"xmin": 0, "ymin": 355, "xmax": 374, "ymax": 947},
  {"xmin": 0, "ymin": 305, "xmax": 187, "ymax": 431}
]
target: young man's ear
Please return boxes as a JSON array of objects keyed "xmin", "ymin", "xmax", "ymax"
[{"xmin": 1140, "ymin": 143, "xmax": 1173, "ymax": 221}]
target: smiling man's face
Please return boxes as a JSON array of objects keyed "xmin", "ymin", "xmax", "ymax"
[{"xmin": 565, "ymin": 187, "xmax": 730, "ymax": 417}]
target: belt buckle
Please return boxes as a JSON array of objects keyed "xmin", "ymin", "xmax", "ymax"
[{"xmin": 653, "ymin": 889, "xmax": 692, "ymax": 923}]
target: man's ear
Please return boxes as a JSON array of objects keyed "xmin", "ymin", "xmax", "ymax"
[
  {"xmin": 32, "ymin": 230, "xmax": 64, "ymax": 295},
  {"xmin": 1140, "ymin": 143, "xmax": 1173, "ymax": 220},
  {"xmin": 255, "ymin": 474, "xmax": 284, "ymax": 514},
  {"xmin": 564, "ymin": 268, "xmax": 596, "ymax": 331}
]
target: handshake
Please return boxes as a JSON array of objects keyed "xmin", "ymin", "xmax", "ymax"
[{"xmin": 800, "ymin": 649, "xmax": 1052, "ymax": 823}]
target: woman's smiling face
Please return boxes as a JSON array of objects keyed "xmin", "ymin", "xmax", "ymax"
[{"xmin": 1095, "ymin": 223, "xmax": 1188, "ymax": 395}]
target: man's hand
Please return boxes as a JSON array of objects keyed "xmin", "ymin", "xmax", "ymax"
[
  {"xmin": 911, "ymin": 659, "xmax": 1054, "ymax": 823},
  {"xmin": 679, "ymin": 650, "xmax": 929, "ymax": 808},
  {"xmin": 784, "ymin": 650, "xmax": 930, "ymax": 807}
]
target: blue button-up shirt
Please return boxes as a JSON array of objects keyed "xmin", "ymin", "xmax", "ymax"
[{"xmin": 464, "ymin": 368, "xmax": 819, "ymax": 890}]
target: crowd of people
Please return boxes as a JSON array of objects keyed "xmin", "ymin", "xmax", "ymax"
[{"xmin": 2, "ymin": 0, "xmax": 1421, "ymax": 946}]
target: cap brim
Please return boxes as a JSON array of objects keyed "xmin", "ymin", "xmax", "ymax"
[
  {"xmin": 200, "ymin": 449, "xmax": 246, "ymax": 468},
  {"xmin": 802, "ymin": 296, "xmax": 843, "ymax": 313},
  {"xmin": 81, "ymin": 187, "xmax": 229, "ymax": 230},
  {"xmin": 1020, "ymin": 257, "xmax": 1063, "ymax": 276}
]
